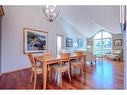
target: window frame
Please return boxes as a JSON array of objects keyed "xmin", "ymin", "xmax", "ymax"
[{"xmin": 93, "ymin": 31, "xmax": 112, "ymax": 55}]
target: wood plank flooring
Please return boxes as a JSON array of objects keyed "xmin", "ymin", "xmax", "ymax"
[{"xmin": 0, "ymin": 60, "xmax": 124, "ymax": 89}]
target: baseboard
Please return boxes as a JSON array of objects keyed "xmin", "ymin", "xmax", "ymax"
[{"xmin": 1, "ymin": 67, "xmax": 31, "ymax": 75}]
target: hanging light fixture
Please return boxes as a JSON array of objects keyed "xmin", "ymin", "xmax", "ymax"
[{"xmin": 42, "ymin": 5, "xmax": 60, "ymax": 22}]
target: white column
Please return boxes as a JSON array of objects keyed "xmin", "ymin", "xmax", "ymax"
[
  {"xmin": 124, "ymin": 6, "xmax": 127, "ymax": 89},
  {"xmin": 0, "ymin": 17, "xmax": 1, "ymax": 76}
]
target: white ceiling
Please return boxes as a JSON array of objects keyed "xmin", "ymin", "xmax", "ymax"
[{"xmin": 59, "ymin": 6, "xmax": 121, "ymax": 38}]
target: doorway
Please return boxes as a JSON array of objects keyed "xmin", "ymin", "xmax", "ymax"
[{"xmin": 56, "ymin": 35, "xmax": 64, "ymax": 55}]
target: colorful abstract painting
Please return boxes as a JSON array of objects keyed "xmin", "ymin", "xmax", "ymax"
[{"xmin": 24, "ymin": 28, "xmax": 48, "ymax": 53}]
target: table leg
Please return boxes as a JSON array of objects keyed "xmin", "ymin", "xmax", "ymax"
[
  {"xmin": 43, "ymin": 63, "xmax": 47, "ymax": 89},
  {"xmin": 69, "ymin": 61, "xmax": 72, "ymax": 77},
  {"xmin": 83, "ymin": 55, "xmax": 86, "ymax": 72}
]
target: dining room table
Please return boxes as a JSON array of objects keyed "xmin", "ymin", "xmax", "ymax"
[{"xmin": 34, "ymin": 53, "xmax": 86, "ymax": 89}]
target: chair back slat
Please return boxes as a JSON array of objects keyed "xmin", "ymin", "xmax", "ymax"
[
  {"xmin": 43, "ymin": 51, "xmax": 52, "ymax": 61},
  {"xmin": 27, "ymin": 53, "xmax": 37, "ymax": 72},
  {"xmin": 43, "ymin": 51, "xmax": 52, "ymax": 57},
  {"xmin": 76, "ymin": 51, "xmax": 83, "ymax": 59},
  {"xmin": 60, "ymin": 53, "xmax": 70, "ymax": 62}
]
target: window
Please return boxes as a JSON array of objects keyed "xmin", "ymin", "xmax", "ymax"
[{"xmin": 93, "ymin": 31, "xmax": 112, "ymax": 55}]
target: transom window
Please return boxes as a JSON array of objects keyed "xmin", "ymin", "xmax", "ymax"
[{"xmin": 93, "ymin": 31, "xmax": 112, "ymax": 55}]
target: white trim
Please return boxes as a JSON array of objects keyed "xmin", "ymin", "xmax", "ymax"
[{"xmin": 124, "ymin": 5, "xmax": 127, "ymax": 89}]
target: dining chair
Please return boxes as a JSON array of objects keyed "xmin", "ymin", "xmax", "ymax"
[
  {"xmin": 27, "ymin": 53, "xmax": 42, "ymax": 89},
  {"xmin": 51, "ymin": 53, "xmax": 71, "ymax": 87},
  {"xmin": 71, "ymin": 51, "xmax": 84, "ymax": 78}
]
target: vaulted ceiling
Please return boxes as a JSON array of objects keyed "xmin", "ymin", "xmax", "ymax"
[{"xmin": 59, "ymin": 6, "xmax": 121, "ymax": 38}]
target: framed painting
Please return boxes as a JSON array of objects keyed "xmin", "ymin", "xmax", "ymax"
[
  {"xmin": 23, "ymin": 28, "xmax": 48, "ymax": 53},
  {"xmin": 66, "ymin": 38, "xmax": 73, "ymax": 47},
  {"xmin": 77, "ymin": 38, "xmax": 83, "ymax": 48},
  {"xmin": 114, "ymin": 39, "xmax": 122, "ymax": 46}
]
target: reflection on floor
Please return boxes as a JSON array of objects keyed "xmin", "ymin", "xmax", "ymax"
[{"xmin": 0, "ymin": 60, "xmax": 124, "ymax": 89}]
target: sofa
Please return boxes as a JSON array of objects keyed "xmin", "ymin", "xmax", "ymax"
[
  {"xmin": 107, "ymin": 50, "xmax": 122, "ymax": 61},
  {"xmin": 84, "ymin": 51, "xmax": 96, "ymax": 64}
]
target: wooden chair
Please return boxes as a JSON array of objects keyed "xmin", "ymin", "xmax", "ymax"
[
  {"xmin": 43, "ymin": 51, "xmax": 52, "ymax": 58},
  {"xmin": 28, "ymin": 51, "xmax": 54, "ymax": 89},
  {"xmin": 27, "ymin": 53, "xmax": 42, "ymax": 89},
  {"xmin": 51, "ymin": 53, "xmax": 71, "ymax": 87},
  {"xmin": 71, "ymin": 51, "xmax": 84, "ymax": 78}
]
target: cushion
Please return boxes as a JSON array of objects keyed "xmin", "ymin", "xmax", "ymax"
[
  {"xmin": 36, "ymin": 66, "xmax": 42, "ymax": 74},
  {"xmin": 112, "ymin": 50, "xmax": 121, "ymax": 55},
  {"xmin": 51, "ymin": 62, "xmax": 69, "ymax": 71}
]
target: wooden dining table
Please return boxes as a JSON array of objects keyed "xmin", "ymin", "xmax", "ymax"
[{"xmin": 34, "ymin": 53, "xmax": 86, "ymax": 89}]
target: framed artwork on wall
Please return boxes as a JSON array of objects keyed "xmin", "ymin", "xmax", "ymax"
[
  {"xmin": 114, "ymin": 39, "xmax": 122, "ymax": 46},
  {"xmin": 77, "ymin": 38, "xmax": 83, "ymax": 48},
  {"xmin": 23, "ymin": 28, "xmax": 48, "ymax": 53},
  {"xmin": 66, "ymin": 38, "xmax": 73, "ymax": 47}
]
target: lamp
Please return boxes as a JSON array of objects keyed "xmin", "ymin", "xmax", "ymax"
[
  {"xmin": 87, "ymin": 45, "xmax": 91, "ymax": 49},
  {"xmin": 42, "ymin": 5, "xmax": 60, "ymax": 22},
  {"xmin": 87, "ymin": 45, "xmax": 92, "ymax": 51}
]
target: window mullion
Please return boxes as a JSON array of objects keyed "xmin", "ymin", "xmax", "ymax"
[{"xmin": 101, "ymin": 31, "xmax": 103, "ymax": 55}]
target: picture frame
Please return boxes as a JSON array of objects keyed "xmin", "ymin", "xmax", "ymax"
[
  {"xmin": 114, "ymin": 39, "xmax": 122, "ymax": 46},
  {"xmin": 77, "ymin": 38, "xmax": 83, "ymax": 48},
  {"xmin": 66, "ymin": 38, "xmax": 73, "ymax": 47},
  {"xmin": 23, "ymin": 28, "xmax": 48, "ymax": 53}
]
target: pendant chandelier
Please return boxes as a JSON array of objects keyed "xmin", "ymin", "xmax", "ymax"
[{"xmin": 42, "ymin": 5, "xmax": 60, "ymax": 22}]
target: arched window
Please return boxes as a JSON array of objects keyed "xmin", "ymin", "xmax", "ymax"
[{"xmin": 93, "ymin": 30, "xmax": 112, "ymax": 55}]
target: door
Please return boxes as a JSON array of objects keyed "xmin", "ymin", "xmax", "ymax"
[{"xmin": 56, "ymin": 35, "xmax": 64, "ymax": 55}]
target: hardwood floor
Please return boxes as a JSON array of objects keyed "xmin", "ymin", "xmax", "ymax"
[{"xmin": 0, "ymin": 60, "xmax": 124, "ymax": 89}]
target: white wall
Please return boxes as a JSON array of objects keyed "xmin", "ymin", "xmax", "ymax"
[
  {"xmin": 1, "ymin": 6, "xmax": 86, "ymax": 73},
  {"xmin": 62, "ymin": 19, "xmax": 86, "ymax": 52}
]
